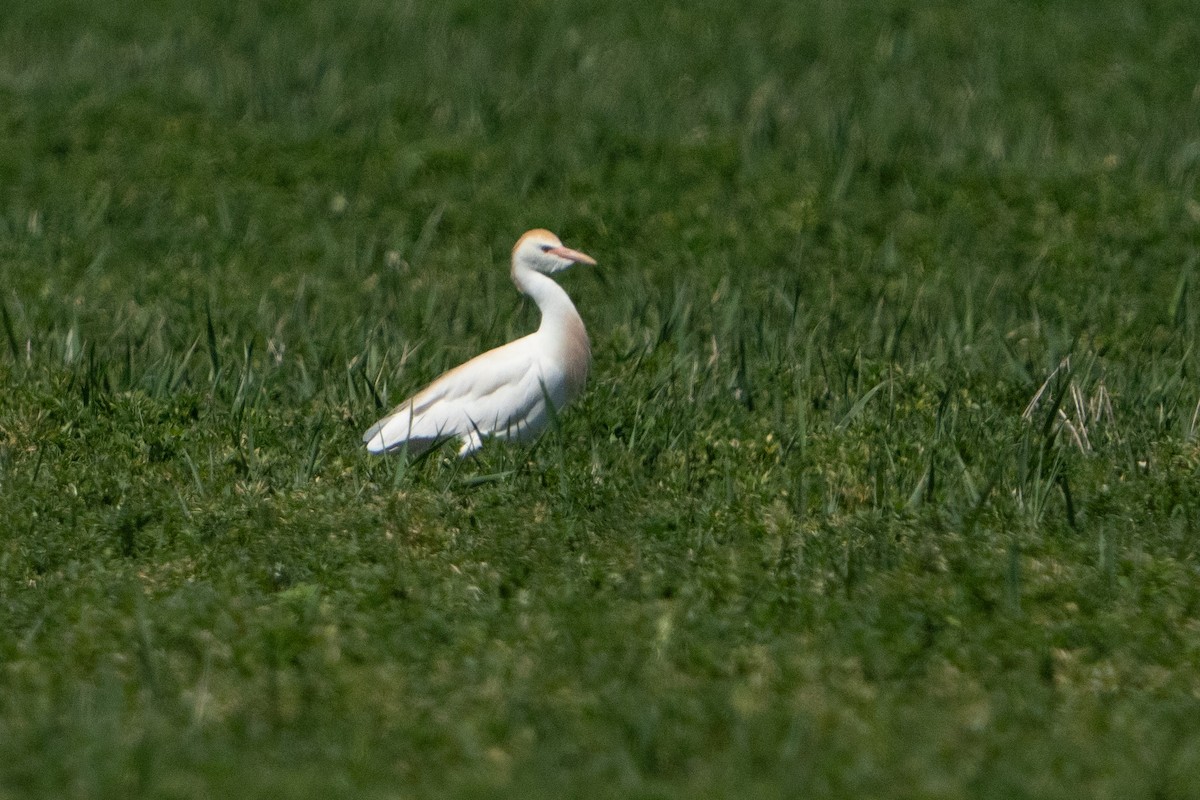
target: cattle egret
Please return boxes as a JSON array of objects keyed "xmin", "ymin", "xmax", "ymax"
[{"xmin": 363, "ymin": 229, "xmax": 596, "ymax": 457}]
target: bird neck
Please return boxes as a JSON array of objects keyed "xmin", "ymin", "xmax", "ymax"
[{"xmin": 512, "ymin": 266, "xmax": 581, "ymax": 332}]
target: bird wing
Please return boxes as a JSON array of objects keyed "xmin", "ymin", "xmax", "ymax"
[{"xmin": 362, "ymin": 335, "xmax": 549, "ymax": 454}]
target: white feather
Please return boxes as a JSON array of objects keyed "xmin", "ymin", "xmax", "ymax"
[{"xmin": 363, "ymin": 229, "xmax": 594, "ymax": 457}]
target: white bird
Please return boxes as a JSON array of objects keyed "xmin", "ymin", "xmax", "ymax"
[{"xmin": 363, "ymin": 229, "xmax": 596, "ymax": 457}]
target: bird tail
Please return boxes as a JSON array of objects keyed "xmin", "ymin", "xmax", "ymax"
[{"xmin": 362, "ymin": 405, "xmax": 413, "ymax": 453}]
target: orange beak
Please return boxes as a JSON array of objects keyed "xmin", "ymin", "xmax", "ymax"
[{"xmin": 548, "ymin": 246, "xmax": 597, "ymax": 266}]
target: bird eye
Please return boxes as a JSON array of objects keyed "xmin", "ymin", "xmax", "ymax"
[{"xmin": 539, "ymin": 244, "xmax": 553, "ymax": 252}]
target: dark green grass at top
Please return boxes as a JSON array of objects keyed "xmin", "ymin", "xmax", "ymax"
[{"xmin": 2, "ymin": 0, "xmax": 1200, "ymax": 798}]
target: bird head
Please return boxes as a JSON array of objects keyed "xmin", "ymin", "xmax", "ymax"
[{"xmin": 512, "ymin": 229, "xmax": 597, "ymax": 276}]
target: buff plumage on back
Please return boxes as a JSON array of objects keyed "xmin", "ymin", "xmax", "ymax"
[
  {"xmin": 361, "ymin": 336, "xmax": 555, "ymax": 457},
  {"xmin": 363, "ymin": 229, "xmax": 595, "ymax": 457}
]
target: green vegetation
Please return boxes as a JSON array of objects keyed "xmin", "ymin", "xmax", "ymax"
[{"xmin": 2, "ymin": 0, "xmax": 1200, "ymax": 796}]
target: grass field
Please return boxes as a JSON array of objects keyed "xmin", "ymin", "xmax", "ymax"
[{"xmin": 2, "ymin": 0, "xmax": 1200, "ymax": 796}]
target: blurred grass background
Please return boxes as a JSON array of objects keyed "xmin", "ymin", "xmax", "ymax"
[{"xmin": 2, "ymin": 0, "xmax": 1200, "ymax": 797}]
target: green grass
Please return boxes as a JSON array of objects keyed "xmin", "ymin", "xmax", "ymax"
[{"xmin": 2, "ymin": 0, "xmax": 1200, "ymax": 796}]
